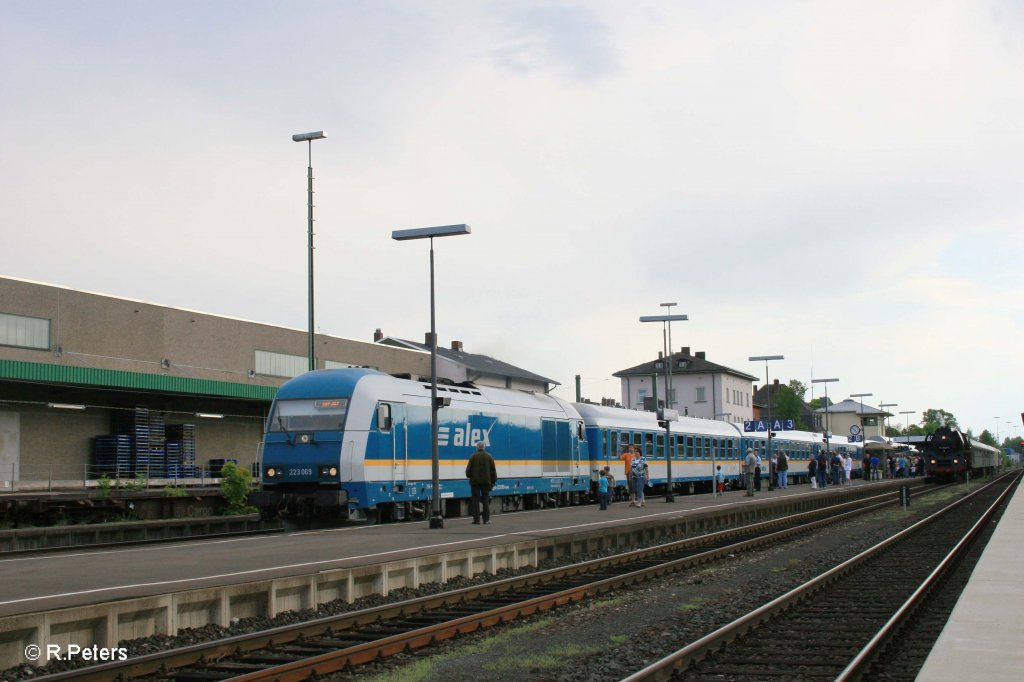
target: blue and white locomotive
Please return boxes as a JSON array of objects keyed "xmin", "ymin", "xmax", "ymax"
[
  {"xmin": 252, "ymin": 368, "xmax": 861, "ymax": 521},
  {"xmin": 251, "ymin": 368, "xmax": 588, "ymax": 521}
]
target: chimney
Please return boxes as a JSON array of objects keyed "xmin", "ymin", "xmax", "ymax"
[
  {"xmin": 773, "ymin": 378, "xmax": 780, "ymax": 386},
  {"xmin": 658, "ymin": 351, "xmax": 663, "ymax": 359},
  {"xmin": 424, "ymin": 332, "xmax": 437, "ymax": 347},
  {"xmin": 682, "ymin": 346, "xmax": 690, "ymax": 356},
  {"xmin": 373, "ymin": 328, "xmax": 383, "ymax": 342},
  {"xmin": 451, "ymin": 340, "xmax": 464, "ymax": 352},
  {"xmin": 695, "ymin": 351, "xmax": 706, "ymax": 360}
]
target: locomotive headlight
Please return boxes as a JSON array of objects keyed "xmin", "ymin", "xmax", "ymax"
[
  {"xmin": 266, "ymin": 467, "xmax": 277, "ymax": 478},
  {"xmin": 930, "ymin": 459, "xmax": 936, "ymax": 465},
  {"xmin": 329, "ymin": 466, "xmax": 338, "ymax": 476},
  {"xmin": 953, "ymin": 459, "xmax": 959, "ymax": 464},
  {"xmin": 318, "ymin": 465, "xmax": 338, "ymax": 477}
]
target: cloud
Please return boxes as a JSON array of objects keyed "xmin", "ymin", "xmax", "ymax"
[{"xmin": 491, "ymin": 4, "xmax": 618, "ymax": 81}]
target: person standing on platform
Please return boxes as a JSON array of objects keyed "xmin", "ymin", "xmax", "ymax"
[
  {"xmin": 870, "ymin": 454, "xmax": 880, "ymax": 480},
  {"xmin": 816, "ymin": 451, "xmax": 829, "ymax": 489},
  {"xmin": 843, "ymin": 454, "xmax": 853, "ymax": 486},
  {"xmin": 602, "ymin": 466, "xmax": 616, "ymax": 504},
  {"xmin": 776, "ymin": 451, "xmax": 788, "ymax": 489},
  {"xmin": 744, "ymin": 448, "xmax": 757, "ymax": 496},
  {"xmin": 715, "ymin": 465, "xmax": 726, "ymax": 494},
  {"xmin": 808, "ymin": 455, "xmax": 818, "ymax": 489},
  {"xmin": 466, "ymin": 442, "xmax": 497, "ymax": 525},
  {"xmin": 597, "ymin": 468, "xmax": 610, "ymax": 511},
  {"xmin": 621, "ymin": 445, "xmax": 636, "ymax": 506},
  {"xmin": 631, "ymin": 450, "xmax": 649, "ymax": 507},
  {"xmin": 862, "ymin": 454, "xmax": 871, "ymax": 482},
  {"xmin": 754, "ymin": 452, "xmax": 763, "ymax": 492}
]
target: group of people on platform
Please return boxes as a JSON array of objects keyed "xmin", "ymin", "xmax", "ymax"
[{"xmin": 466, "ymin": 439, "xmax": 926, "ymax": 524}]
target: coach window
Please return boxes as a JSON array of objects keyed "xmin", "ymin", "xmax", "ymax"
[
  {"xmin": 577, "ymin": 422, "xmax": 585, "ymax": 441},
  {"xmin": 645, "ymin": 433, "xmax": 654, "ymax": 456},
  {"xmin": 633, "ymin": 432, "xmax": 642, "ymax": 449},
  {"xmin": 655, "ymin": 433, "xmax": 665, "ymax": 458},
  {"xmin": 676, "ymin": 435, "xmax": 684, "ymax": 459}
]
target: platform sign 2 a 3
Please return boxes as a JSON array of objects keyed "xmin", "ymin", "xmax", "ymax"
[{"xmin": 743, "ymin": 418, "xmax": 796, "ymax": 433}]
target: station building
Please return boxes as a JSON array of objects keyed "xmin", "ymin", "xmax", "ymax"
[
  {"xmin": 0, "ymin": 275, "xmax": 546, "ymax": 487},
  {"xmin": 613, "ymin": 348, "xmax": 758, "ymax": 424}
]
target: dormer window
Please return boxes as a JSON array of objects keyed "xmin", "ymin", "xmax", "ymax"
[{"xmin": 655, "ymin": 362, "xmax": 664, "ymax": 370}]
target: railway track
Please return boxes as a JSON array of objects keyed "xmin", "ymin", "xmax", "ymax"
[
  {"xmin": 27, "ymin": 486, "xmax": 934, "ymax": 682},
  {"xmin": 623, "ymin": 471, "xmax": 1021, "ymax": 681}
]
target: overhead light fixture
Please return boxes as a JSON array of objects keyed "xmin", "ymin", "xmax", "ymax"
[
  {"xmin": 196, "ymin": 412, "xmax": 224, "ymax": 419},
  {"xmin": 48, "ymin": 403, "xmax": 86, "ymax": 410}
]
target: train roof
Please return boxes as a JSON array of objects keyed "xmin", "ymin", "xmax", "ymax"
[
  {"xmin": 274, "ymin": 368, "xmax": 577, "ymax": 415},
  {"xmin": 572, "ymin": 403, "xmax": 741, "ymax": 437}
]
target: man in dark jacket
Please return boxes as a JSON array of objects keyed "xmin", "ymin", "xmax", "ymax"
[{"xmin": 466, "ymin": 442, "xmax": 497, "ymax": 524}]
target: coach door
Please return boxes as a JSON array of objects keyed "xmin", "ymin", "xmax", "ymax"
[
  {"xmin": 541, "ymin": 419, "xmax": 576, "ymax": 477},
  {"xmin": 376, "ymin": 402, "xmax": 408, "ymax": 490}
]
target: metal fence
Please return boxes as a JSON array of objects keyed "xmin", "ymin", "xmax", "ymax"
[{"xmin": 0, "ymin": 463, "xmax": 231, "ymax": 492}]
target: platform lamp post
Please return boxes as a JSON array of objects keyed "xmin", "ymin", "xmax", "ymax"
[
  {"xmin": 640, "ymin": 311, "xmax": 688, "ymax": 502},
  {"xmin": 850, "ymin": 393, "xmax": 872, "ymax": 481},
  {"xmin": 900, "ymin": 411, "xmax": 916, "ymax": 452},
  {"xmin": 715, "ymin": 412, "xmax": 736, "ymax": 498},
  {"xmin": 292, "ymin": 131, "xmax": 326, "ymax": 372},
  {"xmin": 811, "ymin": 378, "xmax": 839, "ymax": 455},
  {"xmin": 994, "ymin": 418, "xmax": 1000, "ymax": 448},
  {"xmin": 878, "ymin": 403, "xmax": 898, "ymax": 479},
  {"xmin": 749, "ymin": 355, "xmax": 784, "ymax": 490},
  {"xmin": 392, "ymin": 224, "xmax": 472, "ymax": 528}
]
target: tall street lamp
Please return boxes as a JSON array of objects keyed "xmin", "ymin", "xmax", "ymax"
[
  {"xmin": 879, "ymin": 402, "xmax": 898, "ymax": 479},
  {"xmin": 392, "ymin": 224, "xmax": 472, "ymax": 528},
  {"xmin": 850, "ymin": 392, "xmax": 872, "ymax": 481},
  {"xmin": 749, "ymin": 355, "xmax": 784, "ymax": 490},
  {"xmin": 994, "ymin": 417, "xmax": 1001, "ymax": 446},
  {"xmin": 640, "ymin": 311, "xmax": 688, "ymax": 502},
  {"xmin": 292, "ymin": 131, "xmax": 326, "ymax": 372},
  {"xmin": 900, "ymin": 410, "xmax": 916, "ymax": 452},
  {"xmin": 812, "ymin": 378, "xmax": 839, "ymax": 454}
]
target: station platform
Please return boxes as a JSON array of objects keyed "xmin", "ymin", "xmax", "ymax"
[
  {"xmin": 0, "ymin": 479, "xmax": 889, "ymax": 619},
  {"xmin": 917, "ymin": 479, "xmax": 1024, "ymax": 680}
]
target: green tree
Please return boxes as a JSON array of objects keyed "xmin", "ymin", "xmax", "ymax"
[
  {"xmin": 787, "ymin": 380, "xmax": 808, "ymax": 402},
  {"xmin": 921, "ymin": 408, "xmax": 958, "ymax": 433},
  {"xmin": 978, "ymin": 429, "xmax": 998, "ymax": 447},
  {"xmin": 775, "ymin": 385, "xmax": 807, "ymax": 430},
  {"xmin": 809, "ymin": 397, "xmax": 832, "ymax": 411}
]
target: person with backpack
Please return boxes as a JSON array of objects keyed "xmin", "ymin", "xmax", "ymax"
[
  {"xmin": 808, "ymin": 455, "xmax": 818, "ymax": 489},
  {"xmin": 776, "ymin": 451, "xmax": 788, "ymax": 489},
  {"xmin": 631, "ymin": 451, "xmax": 649, "ymax": 507}
]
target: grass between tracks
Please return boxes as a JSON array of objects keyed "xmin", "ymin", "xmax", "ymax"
[{"xmin": 358, "ymin": 597, "xmax": 627, "ymax": 682}]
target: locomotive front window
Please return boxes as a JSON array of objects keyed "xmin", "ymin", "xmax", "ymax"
[{"xmin": 269, "ymin": 398, "xmax": 349, "ymax": 432}]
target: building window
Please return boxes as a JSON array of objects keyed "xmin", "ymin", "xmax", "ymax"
[
  {"xmin": 256, "ymin": 350, "xmax": 307, "ymax": 378},
  {"xmin": 637, "ymin": 389, "xmax": 648, "ymax": 407},
  {"xmin": 696, "ymin": 386, "xmax": 706, "ymax": 402},
  {"xmin": 0, "ymin": 313, "xmax": 50, "ymax": 350}
]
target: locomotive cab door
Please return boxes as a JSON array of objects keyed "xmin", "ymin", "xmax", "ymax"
[{"xmin": 376, "ymin": 402, "xmax": 408, "ymax": 491}]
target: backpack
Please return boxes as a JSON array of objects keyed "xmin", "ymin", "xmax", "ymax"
[
  {"xmin": 631, "ymin": 457, "xmax": 646, "ymax": 477},
  {"xmin": 606, "ymin": 472, "xmax": 616, "ymax": 488}
]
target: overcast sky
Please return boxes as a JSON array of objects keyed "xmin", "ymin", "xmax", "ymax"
[{"xmin": 2, "ymin": 1, "xmax": 1021, "ymax": 439}]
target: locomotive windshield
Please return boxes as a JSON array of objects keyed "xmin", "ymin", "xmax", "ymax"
[{"xmin": 269, "ymin": 398, "xmax": 349, "ymax": 432}]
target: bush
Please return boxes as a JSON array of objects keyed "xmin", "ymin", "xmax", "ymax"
[{"xmin": 220, "ymin": 462, "xmax": 257, "ymax": 515}]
